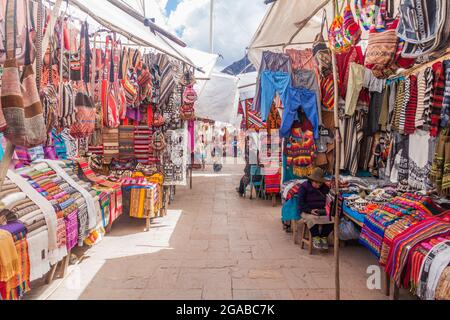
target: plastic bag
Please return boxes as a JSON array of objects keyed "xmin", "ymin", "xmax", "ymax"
[{"xmin": 339, "ymin": 218, "xmax": 361, "ymax": 241}]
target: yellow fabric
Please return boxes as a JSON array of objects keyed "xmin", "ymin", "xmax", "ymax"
[{"xmin": 0, "ymin": 230, "xmax": 20, "ymax": 282}]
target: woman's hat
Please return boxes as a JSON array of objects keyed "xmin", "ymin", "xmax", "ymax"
[{"xmin": 307, "ymin": 168, "xmax": 326, "ymax": 184}]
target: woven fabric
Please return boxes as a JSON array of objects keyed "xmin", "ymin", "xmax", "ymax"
[{"xmin": 430, "ymin": 62, "xmax": 445, "ymax": 137}]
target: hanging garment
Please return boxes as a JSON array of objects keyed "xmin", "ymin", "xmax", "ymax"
[
  {"xmin": 408, "ymin": 130, "xmax": 431, "ymax": 190},
  {"xmin": 253, "ymin": 51, "xmax": 292, "ymax": 113},
  {"xmin": 259, "ymin": 71, "xmax": 291, "ymax": 122},
  {"xmin": 441, "ymin": 60, "xmax": 450, "ymax": 128},
  {"xmin": 404, "ymin": 75, "xmax": 418, "ymax": 135},
  {"xmin": 339, "ymin": 108, "xmax": 366, "ymax": 175},
  {"xmin": 292, "ymin": 69, "xmax": 322, "ymax": 125},
  {"xmin": 365, "ymin": 90, "xmax": 384, "ymax": 136},
  {"xmin": 284, "ymin": 128, "xmax": 316, "ymax": 178},
  {"xmin": 336, "ymin": 46, "xmax": 365, "ymax": 99},
  {"xmin": 398, "ymin": 77, "xmax": 411, "ymax": 134},
  {"xmin": 280, "ymin": 87, "xmax": 319, "ymax": 139},
  {"xmin": 430, "ymin": 62, "xmax": 445, "ymax": 137},
  {"xmin": 345, "ymin": 63, "xmax": 366, "ymax": 116}
]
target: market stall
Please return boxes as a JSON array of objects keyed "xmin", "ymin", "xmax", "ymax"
[
  {"xmin": 0, "ymin": 0, "xmax": 210, "ymax": 300},
  {"xmin": 248, "ymin": 0, "xmax": 450, "ymax": 300}
]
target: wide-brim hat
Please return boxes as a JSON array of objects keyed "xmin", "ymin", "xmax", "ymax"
[{"xmin": 307, "ymin": 168, "xmax": 327, "ymax": 184}]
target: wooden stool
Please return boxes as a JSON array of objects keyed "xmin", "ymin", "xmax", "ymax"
[{"xmin": 299, "ymin": 220, "xmax": 313, "ymax": 255}]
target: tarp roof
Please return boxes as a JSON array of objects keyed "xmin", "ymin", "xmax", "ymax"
[
  {"xmin": 248, "ymin": 0, "xmax": 401, "ymax": 69},
  {"xmin": 66, "ymin": 0, "xmax": 196, "ymax": 66},
  {"xmin": 195, "ymin": 72, "xmax": 240, "ymax": 126},
  {"xmin": 237, "ymin": 71, "xmax": 258, "ymax": 101}
]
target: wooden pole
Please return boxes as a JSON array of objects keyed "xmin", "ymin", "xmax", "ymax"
[
  {"xmin": 0, "ymin": 143, "xmax": 16, "ymax": 191},
  {"xmin": 331, "ymin": 0, "xmax": 341, "ymax": 301},
  {"xmin": 105, "ymin": 0, "xmax": 187, "ymax": 47}
]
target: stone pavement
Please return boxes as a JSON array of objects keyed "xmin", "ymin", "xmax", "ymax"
[{"xmin": 28, "ymin": 163, "xmax": 413, "ymax": 300}]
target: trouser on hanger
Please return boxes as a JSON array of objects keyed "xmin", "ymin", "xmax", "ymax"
[
  {"xmin": 292, "ymin": 69, "xmax": 323, "ymax": 125},
  {"xmin": 260, "ymin": 71, "xmax": 291, "ymax": 122},
  {"xmin": 280, "ymin": 87, "xmax": 319, "ymax": 139},
  {"xmin": 253, "ymin": 51, "xmax": 292, "ymax": 113}
]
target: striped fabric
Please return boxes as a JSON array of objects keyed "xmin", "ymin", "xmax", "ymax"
[
  {"xmin": 102, "ymin": 128, "xmax": 119, "ymax": 165},
  {"xmin": 430, "ymin": 62, "xmax": 445, "ymax": 137},
  {"xmin": 1, "ymin": 63, "xmax": 46, "ymax": 148},
  {"xmin": 399, "ymin": 78, "xmax": 410, "ymax": 133},
  {"xmin": 392, "ymin": 79, "xmax": 405, "ymax": 132},
  {"xmin": 404, "ymin": 75, "xmax": 418, "ymax": 135},
  {"xmin": 441, "ymin": 60, "xmax": 450, "ymax": 127},
  {"xmin": 385, "ymin": 218, "xmax": 450, "ymax": 286},
  {"xmin": 416, "ymin": 70, "xmax": 427, "ymax": 128},
  {"xmin": 156, "ymin": 54, "xmax": 176, "ymax": 109},
  {"xmin": 423, "ymin": 67, "xmax": 433, "ymax": 129}
]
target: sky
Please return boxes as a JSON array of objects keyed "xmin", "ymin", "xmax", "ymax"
[{"xmin": 148, "ymin": 0, "xmax": 268, "ymax": 69}]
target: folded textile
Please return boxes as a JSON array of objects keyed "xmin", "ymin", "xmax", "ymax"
[
  {"xmin": 36, "ymin": 160, "xmax": 98, "ymax": 230},
  {"xmin": 27, "ymin": 228, "xmax": 51, "ymax": 282},
  {"xmin": 0, "ymin": 230, "xmax": 20, "ymax": 282},
  {"xmin": 26, "ymin": 219, "xmax": 47, "ymax": 234},
  {"xmin": 7, "ymin": 170, "xmax": 58, "ymax": 252}
]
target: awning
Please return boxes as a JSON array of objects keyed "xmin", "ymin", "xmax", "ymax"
[
  {"xmin": 237, "ymin": 71, "xmax": 258, "ymax": 101},
  {"xmin": 247, "ymin": 0, "xmax": 333, "ymax": 68},
  {"xmin": 66, "ymin": 0, "xmax": 197, "ymax": 67},
  {"xmin": 195, "ymin": 72, "xmax": 240, "ymax": 125},
  {"xmin": 247, "ymin": 0, "xmax": 401, "ymax": 69}
]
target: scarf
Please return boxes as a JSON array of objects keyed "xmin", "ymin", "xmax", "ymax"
[
  {"xmin": 27, "ymin": 228, "xmax": 51, "ymax": 282},
  {"xmin": 417, "ymin": 240, "xmax": 450, "ymax": 300},
  {"xmin": 408, "ymin": 130, "xmax": 431, "ymax": 190},
  {"xmin": 36, "ymin": 160, "xmax": 98, "ymax": 230},
  {"xmin": 0, "ymin": 230, "xmax": 19, "ymax": 282},
  {"xmin": 7, "ymin": 170, "xmax": 58, "ymax": 252},
  {"xmin": 430, "ymin": 62, "xmax": 445, "ymax": 137}
]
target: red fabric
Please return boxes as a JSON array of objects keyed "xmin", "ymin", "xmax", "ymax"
[
  {"xmin": 404, "ymin": 75, "xmax": 418, "ymax": 135},
  {"xmin": 430, "ymin": 62, "xmax": 445, "ymax": 137},
  {"xmin": 336, "ymin": 46, "xmax": 364, "ymax": 99}
]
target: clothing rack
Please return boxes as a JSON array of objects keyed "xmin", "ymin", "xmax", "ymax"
[{"xmin": 389, "ymin": 50, "xmax": 450, "ymax": 79}]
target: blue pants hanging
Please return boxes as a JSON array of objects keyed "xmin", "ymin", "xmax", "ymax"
[
  {"xmin": 253, "ymin": 51, "xmax": 292, "ymax": 114},
  {"xmin": 280, "ymin": 86, "xmax": 319, "ymax": 139},
  {"xmin": 260, "ymin": 70, "xmax": 291, "ymax": 122}
]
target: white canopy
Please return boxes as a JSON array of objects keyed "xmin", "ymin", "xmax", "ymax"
[
  {"xmin": 237, "ymin": 71, "xmax": 258, "ymax": 101},
  {"xmin": 195, "ymin": 72, "xmax": 240, "ymax": 125},
  {"xmin": 66, "ymin": 0, "xmax": 195, "ymax": 66},
  {"xmin": 247, "ymin": 0, "xmax": 402, "ymax": 69}
]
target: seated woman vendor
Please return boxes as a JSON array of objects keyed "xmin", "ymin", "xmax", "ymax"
[{"xmin": 298, "ymin": 168, "xmax": 333, "ymax": 250}]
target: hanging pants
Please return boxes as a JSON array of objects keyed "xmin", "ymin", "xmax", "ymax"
[
  {"xmin": 260, "ymin": 71, "xmax": 291, "ymax": 122},
  {"xmin": 292, "ymin": 69, "xmax": 323, "ymax": 125},
  {"xmin": 280, "ymin": 87, "xmax": 319, "ymax": 139},
  {"xmin": 253, "ymin": 51, "xmax": 292, "ymax": 114}
]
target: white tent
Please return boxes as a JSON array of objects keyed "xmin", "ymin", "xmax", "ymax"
[
  {"xmin": 195, "ymin": 72, "xmax": 239, "ymax": 125},
  {"xmin": 247, "ymin": 0, "xmax": 401, "ymax": 69},
  {"xmin": 237, "ymin": 71, "xmax": 258, "ymax": 101},
  {"xmin": 66, "ymin": 0, "xmax": 196, "ymax": 66}
]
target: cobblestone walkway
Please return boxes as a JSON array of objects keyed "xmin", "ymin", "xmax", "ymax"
[{"xmin": 29, "ymin": 164, "xmax": 407, "ymax": 300}]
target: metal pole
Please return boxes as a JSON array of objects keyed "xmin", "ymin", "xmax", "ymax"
[{"xmin": 209, "ymin": 0, "xmax": 215, "ymax": 53}]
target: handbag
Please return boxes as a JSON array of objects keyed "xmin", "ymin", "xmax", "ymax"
[
  {"xmin": 1, "ymin": 0, "xmax": 46, "ymax": 148},
  {"xmin": 365, "ymin": 17, "xmax": 399, "ymax": 72},
  {"xmin": 343, "ymin": 0, "xmax": 362, "ymax": 46},
  {"xmin": 182, "ymin": 85, "xmax": 198, "ymax": 104},
  {"xmin": 180, "ymin": 104, "xmax": 195, "ymax": 121},
  {"xmin": 153, "ymin": 109, "xmax": 166, "ymax": 127},
  {"xmin": 0, "ymin": 0, "xmax": 36, "ymax": 66},
  {"xmin": 328, "ymin": 0, "xmax": 348, "ymax": 53},
  {"xmin": 70, "ymin": 84, "xmax": 96, "ymax": 138},
  {"xmin": 312, "ymin": 10, "xmax": 332, "ymax": 78},
  {"xmin": 151, "ymin": 131, "xmax": 167, "ymax": 152}
]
